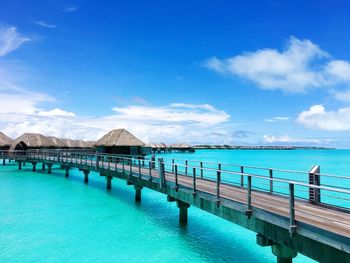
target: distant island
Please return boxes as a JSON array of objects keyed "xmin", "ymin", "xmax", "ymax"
[{"xmin": 193, "ymin": 145, "xmax": 334, "ymax": 150}]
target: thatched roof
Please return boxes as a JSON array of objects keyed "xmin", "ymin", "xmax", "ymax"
[
  {"xmin": 148, "ymin": 143, "xmax": 168, "ymax": 148},
  {"xmin": 47, "ymin": 136, "xmax": 67, "ymax": 148},
  {"xmin": 0, "ymin": 132, "xmax": 13, "ymax": 147},
  {"xmin": 96, "ymin": 129, "xmax": 145, "ymax": 147},
  {"xmin": 10, "ymin": 133, "xmax": 54, "ymax": 149},
  {"xmin": 84, "ymin": 141, "xmax": 96, "ymax": 148},
  {"xmin": 171, "ymin": 143, "xmax": 192, "ymax": 148}
]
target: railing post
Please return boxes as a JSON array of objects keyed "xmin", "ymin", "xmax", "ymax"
[
  {"xmin": 216, "ymin": 169, "xmax": 221, "ymax": 205},
  {"xmin": 289, "ymin": 183, "xmax": 296, "ymax": 235},
  {"xmin": 200, "ymin": 161, "xmax": 203, "ymax": 178},
  {"xmin": 158, "ymin": 158, "xmax": 165, "ymax": 189},
  {"xmin": 172, "ymin": 159, "xmax": 174, "ymax": 172},
  {"xmin": 192, "ymin": 167, "xmax": 196, "ymax": 195},
  {"xmin": 246, "ymin": 175, "xmax": 252, "ymax": 216},
  {"xmin": 151, "ymin": 155, "xmax": 156, "ymax": 169},
  {"xmin": 269, "ymin": 169, "xmax": 273, "ymax": 194},
  {"xmin": 308, "ymin": 165, "xmax": 321, "ymax": 204},
  {"xmin": 240, "ymin": 166, "xmax": 244, "ymax": 187},
  {"xmin": 175, "ymin": 165, "xmax": 178, "ymax": 191},
  {"xmin": 149, "ymin": 160, "xmax": 152, "ymax": 181},
  {"xmin": 138, "ymin": 159, "xmax": 141, "ymax": 178},
  {"xmin": 129, "ymin": 159, "xmax": 132, "ymax": 175},
  {"xmin": 185, "ymin": 160, "xmax": 188, "ymax": 175},
  {"xmin": 95, "ymin": 154, "xmax": 99, "ymax": 169}
]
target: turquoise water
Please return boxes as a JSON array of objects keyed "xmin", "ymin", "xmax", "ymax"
[{"xmin": 3, "ymin": 149, "xmax": 349, "ymax": 262}]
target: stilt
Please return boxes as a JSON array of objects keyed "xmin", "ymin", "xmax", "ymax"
[
  {"xmin": 32, "ymin": 162, "xmax": 37, "ymax": 172},
  {"xmin": 134, "ymin": 185, "xmax": 143, "ymax": 202},
  {"xmin": 18, "ymin": 161, "xmax": 22, "ymax": 170},
  {"xmin": 272, "ymin": 244, "xmax": 297, "ymax": 263},
  {"xmin": 47, "ymin": 164, "xmax": 52, "ymax": 174},
  {"xmin": 106, "ymin": 176, "xmax": 112, "ymax": 190},
  {"xmin": 2, "ymin": 159, "xmax": 5, "ymax": 165},
  {"xmin": 65, "ymin": 167, "xmax": 69, "ymax": 178},
  {"xmin": 83, "ymin": 170, "xmax": 89, "ymax": 184},
  {"xmin": 176, "ymin": 200, "xmax": 190, "ymax": 224},
  {"xmin": 42, "ymin": 163, "xmax": 46, "ymax": 170}
]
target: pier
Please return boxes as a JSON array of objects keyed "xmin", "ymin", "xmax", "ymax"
[{"xmin": 1, "ymin": 149, "xmax": 350, "ymax": 263}]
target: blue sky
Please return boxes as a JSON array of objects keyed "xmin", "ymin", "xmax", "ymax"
[{"xmin": 1, "ymin": 0, "xmax": 350, "ymax": 147}]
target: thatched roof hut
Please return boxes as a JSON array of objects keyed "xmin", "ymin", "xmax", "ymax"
[
  {"xmin": 170, "ymin": 143, "xmax": 195, "ymax": 153},
  {"xmin": 0, "ymin": 132, "xmax": 13, "ymax": 149},
  {"xmin": 95, "ymin": 129, "xmax": 145, "ymax": 155},
  {"xmin": 10, "ymin": 133, "xmax": 54, "ymax": 151}
]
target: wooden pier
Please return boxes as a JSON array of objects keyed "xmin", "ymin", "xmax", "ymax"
[{"xmin": 1, "ymin": 149, "xmax": 350, "ymax": 263}]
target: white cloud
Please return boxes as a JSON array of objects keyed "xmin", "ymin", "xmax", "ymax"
[
  {"xmin": 263, "ymin": 135, "xmax": 322, "ymax": 144},
  {"xmin": 111, "ymin": 103, "xmax": 229, "ymax": 125},
  {"xmin": 0, "ymin": 26, "xmax": 29, "ymax": 57},
  {"xmin": 325, "ymin": 60, "xmax": 350, "ymax": 81},
  {"xmin": 297, "ymin": 105, "xmax": 350, "ymax": 131},
  {"xmin": 33, "ymin": 21, "xmax": 56, "ymax": 29},
  {"xmin": 264, "ymin": 116, "xmax": 290, "ymax": 122},
  {"xmin": 0, "ymin": 87, "xmax": 232, "ymax": 143},
  {"xmin": 38, "ymin": 108, "xmax": 75, "ymax": 117},
  {"xmin": 205, "ymin": 36, "xmax": 350, "ymax": 94}
]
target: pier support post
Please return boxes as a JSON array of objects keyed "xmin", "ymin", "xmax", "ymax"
[
  {"xmin": 257, "ymin": 235, "xmax": 297, "ymax": 263},
  {"xmin": 106, "ymin": 176, "xmax": 112, "ymax": 190},
  {"xmin": 176, "ymin": 200, "xmax": 190, "ymax": 224},
  {"xmin": 47, "ymin": 164, "xmax": 52, "ymax": 174},
  {"xmin": 83, "ymin": 170, "xmax": 89, "ymax": 184},
  {"xmin": 272, "ymin": 244, "xmax": 297, "ymax": 263},
  {"xmin": 134, "ymin": 185, "xmax": 143, "ymax": 202},
  {"xmin": 2, "ymin": 158, "xmax": 5, "ymax": 165},
  {"xmin": 42, "ymin": 163, "xmax": 46, "ymax": 170},
  {"xmin": 65, "ymin": 167, "xmax": 70, "ymax": 178},
  {"xmin": 18, "ymin": 161, "xmax": 22, "ymax": 170},
  {"xmin": 32, "ymin": 162, "xmax": 37, "ymax": 172}
]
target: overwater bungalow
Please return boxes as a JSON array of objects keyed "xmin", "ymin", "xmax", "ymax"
[
  {"xmin": 170, "ymin": 143, "xmax": 195, "ymax": 153},
  {"xmin": 0, "ymin": 132, "xmax": 13, "ymax": 150},
  {"xmin": 10, "ymin": 133, "xmax": 54, "ymax": 151},
  {"xmin": 95, "ymin": 129, "xmax": 148, "ymax": 155},
  {"xmin": 148, "ymin": 143, "xmax": 170, "ymax": 153}
]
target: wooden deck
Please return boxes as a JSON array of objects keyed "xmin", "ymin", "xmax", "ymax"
[
  {"xmin": 1, "ymin": 150, "xmax": 350, "ymax": 262},
  {"xmin": 112, "ymin": 162, "xmax": 350, "ymax": 238}
]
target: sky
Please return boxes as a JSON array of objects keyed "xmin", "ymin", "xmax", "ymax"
[{"xmin": 1, "ymin": 0, "xmax": 350, "ymax": 147}]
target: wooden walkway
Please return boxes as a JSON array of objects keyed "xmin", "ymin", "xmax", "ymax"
[
  {"xmin": 112, "ymin": 162, "xmax": 350, "ymax": 238},
  {"xmin": 1, "ymin": 150, "xmax": 350, "ymax": 262}
]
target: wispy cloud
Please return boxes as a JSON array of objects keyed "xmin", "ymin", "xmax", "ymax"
[
  {"xmin": 0, "ymin": 26, "xmax": 29, "ymax": 57},
  {"xmin": 111, "ymin": 103, "xmax": 229, "ymax": 125},
  {"xmin": 33, "ymin": 21, "xmax": 56, "ymax": 29},
  {"xmin": 204, "ymin": 36, "xmax": 350, "ymax": 95},
  {"xmin": 63, "ymin": 6, "xmax": 79, "ymax": 12},
  {"xmin": 264, "ymin": 116, "xmax": 290, "ymax": 122}
]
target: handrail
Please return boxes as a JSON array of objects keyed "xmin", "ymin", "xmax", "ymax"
[{"xmin": 6, "ymin": 150, "xmax": 350, "ymax": 214}]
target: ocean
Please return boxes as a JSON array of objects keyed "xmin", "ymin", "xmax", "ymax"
[{"xmin": 2, "ymin": 149, "xmax": 349, "ymax": 262}]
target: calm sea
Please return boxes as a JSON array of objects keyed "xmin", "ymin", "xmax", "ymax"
[{"xmin": 3, "ymin": 149, "xmax": 349, "ymax": 262}]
